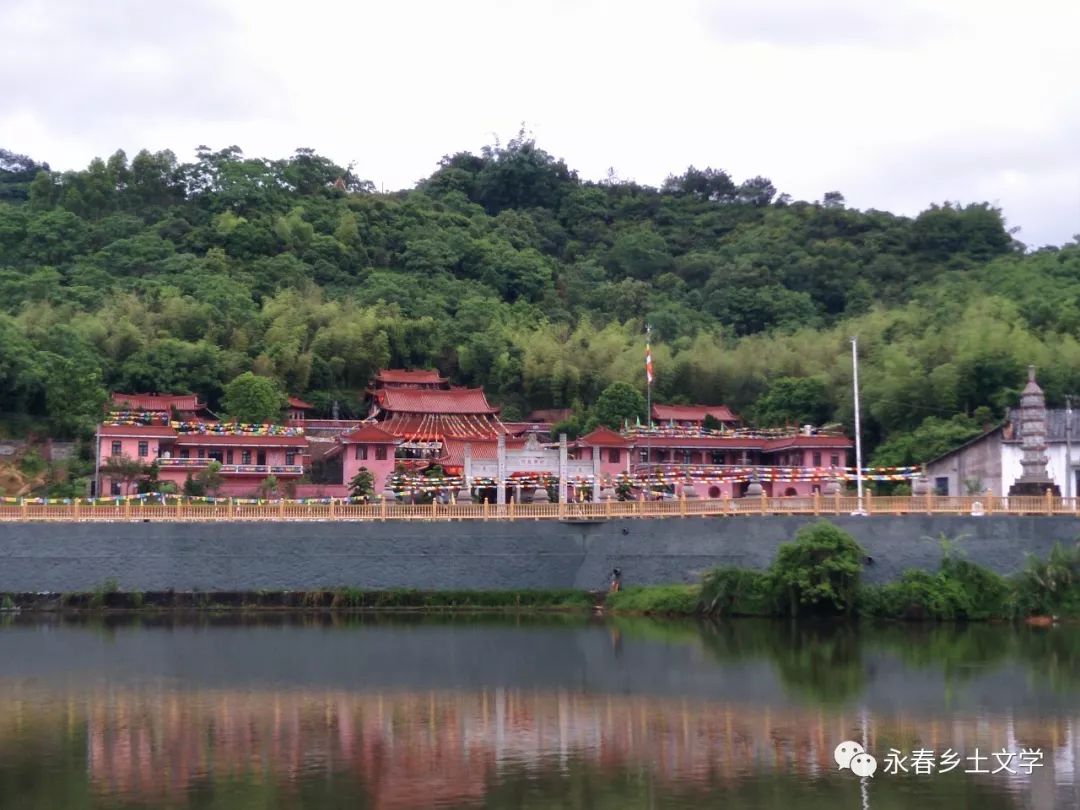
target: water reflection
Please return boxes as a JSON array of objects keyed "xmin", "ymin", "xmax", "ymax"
[{"xmin": 0, "ymin": 616, "xmax": 1078, "ymax": 809}]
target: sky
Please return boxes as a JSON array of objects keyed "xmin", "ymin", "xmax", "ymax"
[{"xmin": 3, "ymin": 0, "xmax": 1078, "ymax": 248}]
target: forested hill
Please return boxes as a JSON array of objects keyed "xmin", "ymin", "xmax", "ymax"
[{"xmin": 1, "ymin": 137, "xmax": 1078, "ymax": 465}]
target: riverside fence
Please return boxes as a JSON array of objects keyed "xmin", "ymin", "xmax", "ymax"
[{"xmin": 0, "ymin": 492, "xmax": 1075, "ymax": 522}]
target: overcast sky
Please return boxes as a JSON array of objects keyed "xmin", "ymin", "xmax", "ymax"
[{"xmin": 3, "ymin": 0, "xmax": 1077, "ymax": 247}]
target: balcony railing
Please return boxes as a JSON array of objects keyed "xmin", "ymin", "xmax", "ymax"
[
  {"xmin": 0, "ymin": 492, "xmax": 1073, "ymax": 522},
  {"xmin": 151, "ymin": 459, "xmax": 304, "ymax": 475}
]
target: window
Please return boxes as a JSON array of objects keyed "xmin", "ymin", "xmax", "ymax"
[
  {"xmin": 711, "ymin": 451, "xmax": 724, "ymax": 465},
  {"xmin": 608, "ymin": 448, "xmax": 620, "ymax": 464},
  {"xmin": 375, "ymin": 445, "xmax": 387, "ymax": 461},
  {"xmin": 197, "ymin": 448, "xmax": 205, "ymax": 459},
  {"xmin": 111, "ymin": 441, "xmax": 122, "ymax": 456},
  {"xmin": 639, "ymin": 449, "xmax": 649, "ymax": 463},
  {"xmin": 830, "ymin": 454, "xmax": 840, "ymax": 468},
  {"xmin": 180, "ymin": 449, "xmax": 190, "ymax": 459},
  {"xmin": 208, "ymin": 450, "xmax": 222, "ymax": 462},
  {"xmin": 286, "ymin": 451, "xmax": 296, "ymax": 466},
  {"xmin": 110, "ymin": 481, "xmax": 122, "ymax": 496},
  {"xmin": 934, "ymin": 477, "xmax": 950, "ymax": 496},
  {"xmin": 241, "ymin": 450, "xmax": 251, "ymax": 465},
  {"xmin": 681, "ymin": 450, "xmax": 693, "ymax": 464},
  {"xmin": 138, "ymin": 441, "xmax": 149, "ymax": 457},
  {"xmin": 813, "ymin": 452, "xmax": 822, "ymax": 468},
  {"xmin": 226, "ymin": 450, "xmax": 234, "ymax": 464},
  {"xmin": 356, "ymin": 445, "xmax": 368, "ymax": 460}
]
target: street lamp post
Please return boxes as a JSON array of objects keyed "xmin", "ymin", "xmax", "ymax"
[
  {"xmin": 1067, "ymin": 395, "xmax": 1073, "ymax": 501},
  {"xmin": 851, "ymin": 336, "xmax": 866, "ymax": 515}
]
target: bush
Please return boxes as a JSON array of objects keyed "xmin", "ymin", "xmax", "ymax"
[
  {"xmin": 861, "ymin": 558, "xmax": 1011, "ymax": 621},
  {"xmin": 771, "ymin": 521, "xmax": 865, "ymax": 616},
  {"xmin": 18, "ymin": 449, "xmax": 46, "ymax": 477},
  {"xmin": 699, "ymin": 567, "xmax": 775, "ymax": 616},
  {"xmin": 1013, "ymin": 541, "xmax": 1080, "ymax": 617},
  {"xmin": 606, "ymin": 585, "xmax": 700, "ymax": 615}
]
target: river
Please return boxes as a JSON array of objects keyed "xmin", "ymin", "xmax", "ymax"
[{"xmin": 0, "ymin": 613, "xmax": 1077, "ymax": 808}]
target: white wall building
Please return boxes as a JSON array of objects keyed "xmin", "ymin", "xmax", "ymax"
[{"xmin": 926, "ymin": 409, "xmax": 1080, "ymax": 497}]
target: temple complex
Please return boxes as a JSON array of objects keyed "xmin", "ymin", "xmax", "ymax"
[{"xmin": 96, "ymin": 368, "xmax": 853, "ymax": 501}]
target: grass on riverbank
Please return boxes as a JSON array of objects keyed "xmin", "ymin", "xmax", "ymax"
[
  {"xmin": 3, "ymin": 588, "xmax": 595, "ymax": 612},
  {"xmin": 604, "ymin": 585, "xmax": 700, "ymax": 615}
]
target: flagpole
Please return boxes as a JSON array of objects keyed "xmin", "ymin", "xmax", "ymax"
[
  {"xmin": 851, "ymin": 335, "xmax": 866, "ymax": 515},
  {"xmin": 646, "ymin": 324, "xmax": 653, "ymax": 427}
]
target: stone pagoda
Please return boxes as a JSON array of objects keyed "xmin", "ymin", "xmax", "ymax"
[{"xmin": 1008, "ymin": 365, "xmax": 1060, "ymax": 496}]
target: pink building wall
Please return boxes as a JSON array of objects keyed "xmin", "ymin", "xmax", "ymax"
[{"xmin": 340, "ymin": 441, "xmax": 397, "ymax": 496}]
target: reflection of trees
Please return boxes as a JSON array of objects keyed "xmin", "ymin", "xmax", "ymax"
[
  {"xmin": 696, "ymin": 618, "xmax": 1080, "ymax": 704},
  {"xmin": 699, "ymin": 620, "xmax": 867, "ymax": 705}
]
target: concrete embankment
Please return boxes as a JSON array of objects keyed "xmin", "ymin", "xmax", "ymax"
[{"xmin": 1, "ymin": 515, "xmax": 1078, "ymax": 593}]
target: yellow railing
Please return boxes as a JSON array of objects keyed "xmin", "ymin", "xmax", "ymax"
[{"xmin": 1, "ymin": 491, "xmax": 1078, "ymax": 522}]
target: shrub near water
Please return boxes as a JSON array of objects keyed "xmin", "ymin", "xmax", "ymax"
[
  {"xmin": 605, "ymin": 585, "xmax": 700, "ymax": 615},
  {"xmin": 1013, "ymin": 541, "xmax": 1080, "ymax": 617},
  {"xmin": 699, "ymin": 568, "xmax": 775, "ymax": 617},
  {"xmin": 698, "ymin": 521, "xmax": 865, "ymax": 618},
  {"xmin": 771, "ymin": 522, "xmax": 865, "ymax": 616}
]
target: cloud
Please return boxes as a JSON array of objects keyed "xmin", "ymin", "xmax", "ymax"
[
  {"xmin": 0, "ymin": 0, "xmax": 280, "ymax": 141},
  {"xmin": 699, "ymin": 0, "xmax": 956, "ymax": 48},
  {"xmin": 1, "ymin": 0, "xmax": 1077, "ymax": 247}
]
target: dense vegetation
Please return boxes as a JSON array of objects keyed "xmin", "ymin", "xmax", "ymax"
[
  {"xmin": 691, "ymin": 523, "xmax": 1080, "ymax": 621},
  {"xmin": 2, "ymin": 137, "xmax": 1078, "ymax": 470}
]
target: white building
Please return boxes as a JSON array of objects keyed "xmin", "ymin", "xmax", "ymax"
[{"xmin": 925, "ymin": 408, "xmax": 1079, "ymax": 497}]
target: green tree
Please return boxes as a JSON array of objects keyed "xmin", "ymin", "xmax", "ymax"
[
  {"xmin": 348, "ymin": 467, "xmax": 375, "ymax": 499},
  {"xmin": 872, "ymin": 414, "xmax": 984, "ymax": 467},
  {"xmin": 587, "ymin": 381, "xmax": 646, "ymax": 430},
  {"xmin": 771, "ymin": 522, "xmax": 865, "ymax": 616},
  {"xmin": 195, "ymin": 460, "xmax": 224, "ymax": 497},
  {"xmin": 752, "ymin": 376, "xmax": 832, "ymax": 427},
  {"xmin": 221, "ymin": 372, "xmax": 285, "ymax": 423},
  {"xmin": 258, "ymin": 474, "xmax": 280, "ymax": 499},
  {"xmin": 100, "ymin": 456, "xmax": 148, "ymax": 495}
]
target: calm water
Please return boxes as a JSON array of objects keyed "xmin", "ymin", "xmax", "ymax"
[{"xmin": 0, "ymin": 614, "xmax": 1078, "ymax": 809}]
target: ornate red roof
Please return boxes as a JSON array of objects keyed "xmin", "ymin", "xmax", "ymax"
[
  {"xmin": 652, "ymin": 404, "xmax": 739, "ymax": 423},
  {"xmin": 377, "ymin": 412, "xmax": 504, "ymax": 441},
  {"xmin": 374, "ymin": 388, "xmax": 498, "ymax": 415},
  {"xmin": 441, "ymin": 438, "xmax": 525, "ymax": 466},
  {"xmin": 375, "ymin": 369, "xmax": 447, "ymax": 385},
  {"xmin": 287, "ymin": 396, "xmax": 314, "ymax": 409},
  {"xmin": 579, "ymin": 426, "xmax": 631, "ymax": 447},
  {"xmin": 110, "ymin": 393, "xmax": 204, "ymax": 412},
  {"xmin": 338, "ymin": 424, "xmax": 399, "ymax": 444}
]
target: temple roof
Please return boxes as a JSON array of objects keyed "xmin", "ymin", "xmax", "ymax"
[
  {"xmin": 374, "ymin": 369, "xmax": 447, "ymax": 385},
  {"xmin": 374, "ymin": 387, "xmax": 498, "ymax": 415},
  {"xmin": 651, "ymin": 404, "xmax": 739, "ymax": 423},
  {"xmin": 441, "ymin": 438, "xmax": 526, "ymax": 466},
  {"xmin": 110, "ymin": 393, "xmax": 205, "ymax": 412},
  {"xmin": 377, "ymin": 412, "xmax": 505, "ymax": 441},
  {"xmin": 287, "ymin": 396, "xmax": 314, "ymax": 410},
  {"xmin": 1008, "ymin": 408, "xmax": 1080, "ymax": 442},
  {"xmin": 579, "ymin": 426, "xmax": 631, "ymax": 447}
]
